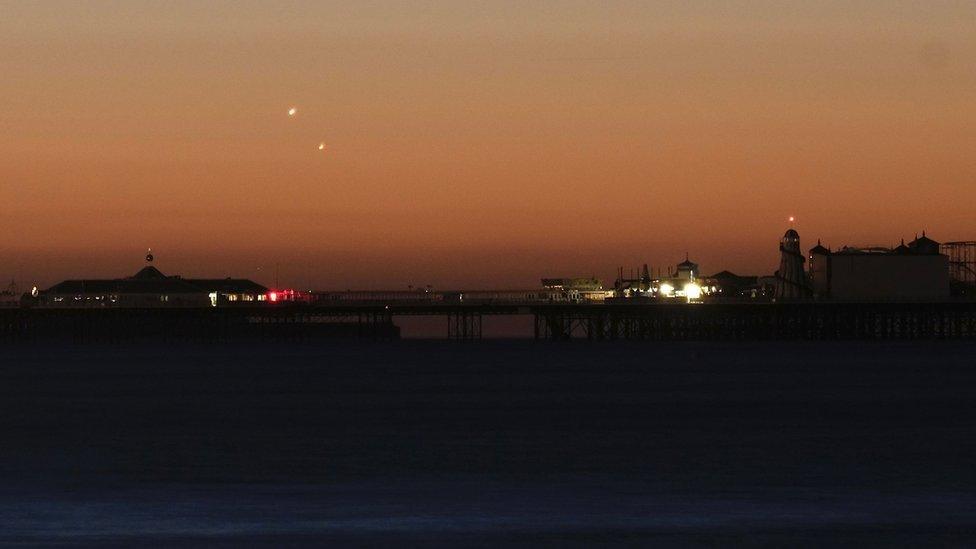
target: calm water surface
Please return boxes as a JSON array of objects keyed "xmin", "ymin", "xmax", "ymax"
[{"xmin": 1, "ymin": 341, "xmax": 974, "ymax": 546}]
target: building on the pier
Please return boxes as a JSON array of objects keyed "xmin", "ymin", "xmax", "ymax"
[
  {"xmin": 808, "ymin": 232, "xmax": 949, "ymax": 300},
  {"xmin": 808, "ymin": 240, "xmax": 832, "ymax": 298},
  {"xmin": 774, "ymin": 229, "xmax": 812, "ymax": 299},
  {"xmin": 654, "ymin": 257, "xmax": 704, "ymax": 300},
  {"xmin": 704, "ymin": 271, "xmax": 775, "ymax": 299},
  {"xmin": 36, "ymin": 264, "xmax": 269, "ymax": 308},
  {"xmin": 612, "ymin": 258, "xmax": 710, "ymax": 301},
  {"xmin": 675, "ymin": 255, "xmax": 698, "ymax": 281},
  {"xmin": 189, "ymin": 277, "xmax": 270, "ymax": 305},
  {"xmin": 541, "ymin": 277, "xmax": 609, "ymax": 301},
  {"xmin": 612, "ymin": 265, "xmax": 653, "ymax": 297}
]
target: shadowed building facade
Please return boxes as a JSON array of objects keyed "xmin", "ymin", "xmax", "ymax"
[{"xmin": 808, "ymin": 233, "xmax": 949, "ymax": 301}]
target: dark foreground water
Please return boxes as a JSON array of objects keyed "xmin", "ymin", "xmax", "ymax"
[{"xmin": 1, "ymin": 341, "xmax": 975, "ymax": 546}]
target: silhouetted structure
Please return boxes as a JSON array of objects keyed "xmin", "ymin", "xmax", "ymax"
[
  {"xmin": 941, "ymin": 241, "xmax": 976, "ymax": 296},
  {"xmin": 532, "ymin": 301, "xmax": 976, "ymax": 341},
  {"xmin": 613, "ymin": 265, "xmax": 653, "ymax": 296},
  {"xmin": 612, "ymin": 257, "xmax": 712, "ymax": 300},
  {"xmin": 705, "ymin": 271, "xmax": 774, "ymax": 299},
  {"xmin": 675, "ymin": 254, "xmax": 698, "ymax": 281},
  {"xmin": 540, "ymin": 277, "xmax": 607, "ymax": 301},
  {"xmin": 809, "ymin": 232, "xmax": 949, "ymax": 300},
  {"xmin": 774, "ymin": 229, "xmax": 811, "ymax": 299},
  {"xmin": 37, "ymin": 265, "xmax": 268, "ymax": 308},
  {"xmin": 0, "ymin": 280, "xmax": 20, "ymax": 309}
]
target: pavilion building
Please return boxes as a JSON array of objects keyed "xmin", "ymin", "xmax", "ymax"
[{"xmin": 37, "ymin": 265, "xmax": 268, "ymax": 308}]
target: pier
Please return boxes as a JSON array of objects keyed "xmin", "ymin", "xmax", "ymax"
[
  {"xmin": 2, "ymin": 300, "xmax": 976, "ymax": 342},
  {"xmin": 532, "ymin": 301, "xmax": 976, "ymax": 341}
]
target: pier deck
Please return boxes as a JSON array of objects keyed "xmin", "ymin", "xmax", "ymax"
[{"xmin": 1, "ymin": 301, "xmax": 975, "ymax": 342}]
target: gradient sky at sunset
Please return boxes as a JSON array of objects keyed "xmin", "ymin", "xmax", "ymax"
[{"xmin": 2, "ymin": 1, "xmax": 974, "ymax": 289}]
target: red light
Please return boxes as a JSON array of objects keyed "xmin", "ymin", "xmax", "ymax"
[{"xmin": 268, "ymin": 291, "xmax": 278, "ymax": 302}]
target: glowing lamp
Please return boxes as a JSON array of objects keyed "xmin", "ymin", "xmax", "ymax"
[
  {"xmin": 268, "ymin": 291, "xmax": 279, "ymax": 302},
  {"xmin": 659, "ymin": 283, "xmax": 674, "ymax": 297},
  {"xmin": 684, "ymin": 282, "xmax": 702, "ymax": 302}
]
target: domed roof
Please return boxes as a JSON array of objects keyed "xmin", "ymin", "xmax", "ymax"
[
  {"xmin": 893, "ymin": 238, "xmax": 911, "ymax": 254},
  {"xmin": 676, "ymin": 253, "xmax": 697, "ymax": 268},
  {"xmin": 780, "ymin": 228, "xmax": 802, "ymax": 253},
  {"xmin": 908, "ymin": 231, "xmax": 940, "ymax": 254},
  {"xmin": 129, "ymin": 266, "xmax": 168, "ymax": 280},
  {"xmin": 809, "ymin": 239, "xmax": 830, "ymax": 255}
]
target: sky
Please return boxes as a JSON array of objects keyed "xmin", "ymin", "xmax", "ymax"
[{"xmin": 1, "ymin": 1, "xmax": 974, "ymax": 290}]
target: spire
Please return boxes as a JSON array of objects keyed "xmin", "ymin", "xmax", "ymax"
[
  {"xmin": 145, "ymin": 248, "xmax": 154, "ymax": 263},
  {"xmin": 894, "ymin": 238, "xmax": 910, "ymax": 254}
]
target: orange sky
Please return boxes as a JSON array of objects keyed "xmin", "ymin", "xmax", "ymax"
[{"xmin": 2, "ymin": 1, "xmax": 974, "ymax": 289}]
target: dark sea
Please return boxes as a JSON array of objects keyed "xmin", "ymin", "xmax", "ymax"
[{"xmin": 1, "ymin": 340, "xmax": 975, "ymax": 546}]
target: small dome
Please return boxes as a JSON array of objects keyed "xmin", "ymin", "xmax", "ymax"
[
  {"xmin": 780, "ymin": 228, "xmax": 802, "ymax": 253},
  {"xmin": 676, "ymin": 252, "xmax": 698, "ymax": 269},
  {"xmin": 809, "ymin": 239, "xmax": 830, "ymax": 255},
  {"xmin": 908, "ymin": 232, "xmax": 940, "ymax": 254}
]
